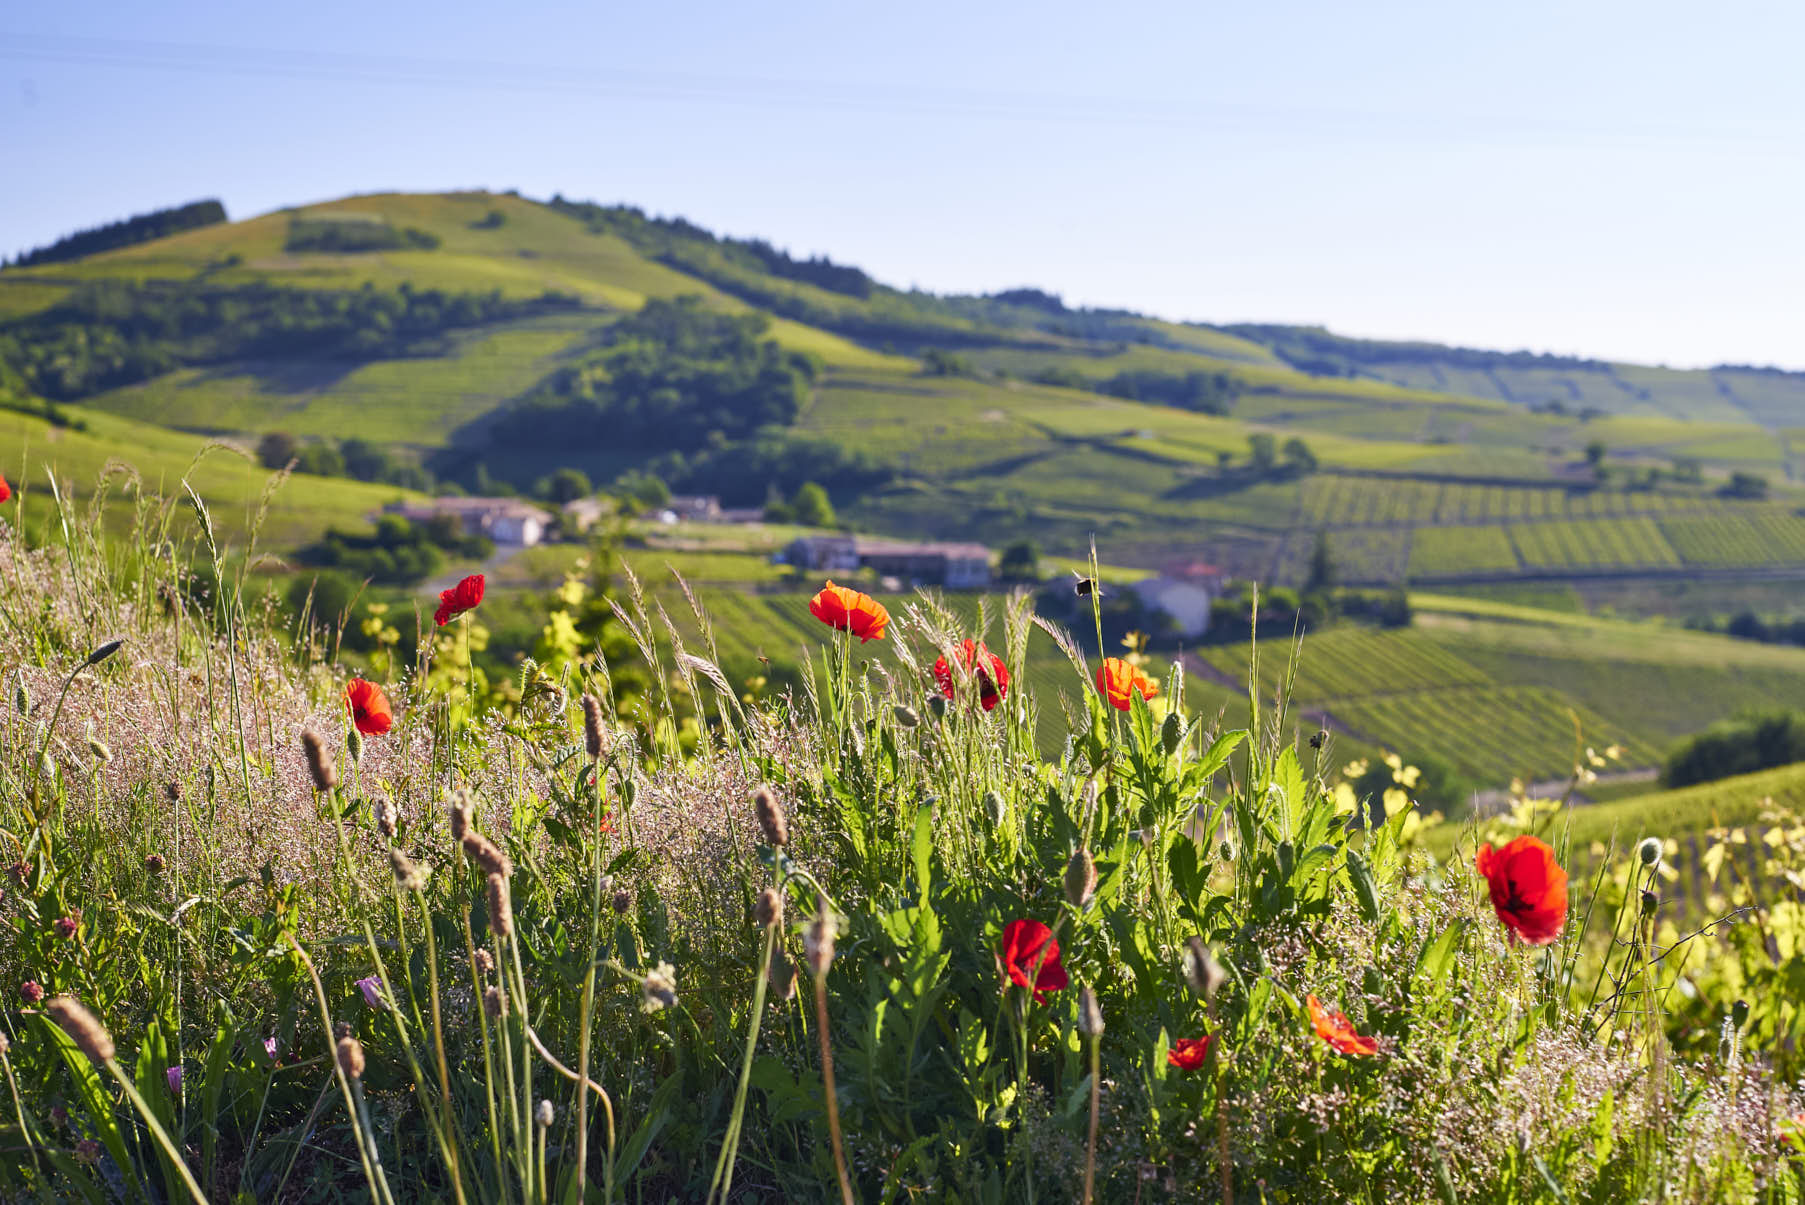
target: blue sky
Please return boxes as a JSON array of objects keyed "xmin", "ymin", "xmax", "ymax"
[{"xmin": 4, "ymin": 1, "xmax": 1802, "ymax": 368}]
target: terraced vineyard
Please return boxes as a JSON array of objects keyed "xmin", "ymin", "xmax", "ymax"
[
  {"xmin": 1406, "ymin": 525, "xmax": 1519, "ymax": 577},
  {"xmin": 1196, "ymin": 626, "xmax": 1489, "ymax": 703},
  {"xmin": 1507, "ymin": 517, "xmax": 1680, "ymax": 569},
  {"xmin": 1321, "ymin": 685, "xmax": 1647, "ymax": 784},
  {"xmin": 1299, "ymin": 474, "xmax": 1714, "ymax": 528},
  {"xmin": 1659, "ymin": 511, "xmax": 1805, "ymax": 565}
]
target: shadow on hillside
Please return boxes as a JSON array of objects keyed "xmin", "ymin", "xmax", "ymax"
[{"xmin": 188, "ymin": 357, "xmax": 364, "ymax": 396}]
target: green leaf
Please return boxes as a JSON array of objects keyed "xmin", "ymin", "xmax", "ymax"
[
  {"xmin": 1346, "ymin": 851, "xmax": 1381, "ymax": 923},
  {"xmin": 1195, "ymin": 729, "xmax": 1247, "ymax": 782},
  {"xmin": 611, "ymin": 1071, "xmax": 683, "ymax": 1189},
  {"xmin": 910, "ymin": 802, "xmax": 934, "ymax": 899},
  {"xmin": 1412, "ymin": 920, "xmax": 1466, "ymax": 995},
  {"xmin": 42, "ymin": 1019, "xmax": 143, "ymax": 1200}
]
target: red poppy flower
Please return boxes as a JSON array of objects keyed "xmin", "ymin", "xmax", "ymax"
[
  {"xmin": 933, "ymin": 639, "xmax": 1009, "ymax": 711},
  {"xmin": 1095, "ymin": 657, "xmax": 1159, "ymax": 711},
  {"xmin": 1307, "ymin": 994, "xmax": 1378, "ymax": 1057},
  {"xmin": 808, "ymin": 581, "xmax": 889, "ymax": 642},
  {"xmin": 1167, "ymin": 1035, "xmax": 1213, "ymax": 1070},
  {"xmin": 1474, "ymin": 835, "xmax": 1569, "ymax": 947},
  {"xmin": 344, "ymin": 678, "xmax": 394, "ymax": 736},
  {"xmin": 435, "ymin": 574, "xmax": 485, "ymax": 627},
  {"xmin": 0, "ymin": 474, "xmax": 10, "ymax": 504},
  {"xmin": 998, "ymin": 918, "xmax": 1068, "ymax": 1002}
]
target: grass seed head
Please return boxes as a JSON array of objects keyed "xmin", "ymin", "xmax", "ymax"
[
  {"xmin": 448, "ymin": 789, "xmax": 473, "ymax": 840},
  {"xmin": 1183, "ymin": 936, "xmax": 1227, "ymax": 1001},
  {"xmin": 300, "ymin": 730, "xmax": 336, "ymax": 792},
  {"xmin": 767, "ymin": 948, "xmax": 798, "ymax": 1002},
  {"xmin": 1063, "ymin": 848, "xmax": 1097, "ymax": 910},
  {"xmin": 475, "ymin": 948, "xmax": 495, "ymax": 975},
  {"xmin": 612, "ymin": 887, "xmax": 632, "ymax": 915},
  {"xmin": 336, "ymin": 1035, "xmax": 365, "ymax": 1080},
  {"xmin": 486, "ymin": 873, "xmax": 514, "ymax": 939},
  {"xmin": 642, "ymin": 961, "xmax": 678, "ymax": 1012},
  {"xmin": 804, "ymin": 896, "xmax": 837, "ymax": 977},
  {"xmin": 753, "ymin": 786, "xmax": 788, "ymax": 848},
  {"xmin": 462, "ymin": 830, "xmax": 512, "ymax": 878},
  {"xmin": 389, "ymin": 848, "xmax": 426, "ymax": 891},
  {"xmin": 82, "ymin": 638, "xmax": 124, "ymax": 668},
  {"xmin": 582, "ymin": 692, "xmax": 607, "ymax": 759},
  {"xmin": 46, "ymin": 997, "xmax": 114, "ymax": 1064},
  {"xmin": 1078, "ymin": 985, "xmax": 1105, "ymax": 1037},
  {"xmin": 753, "ymin": 887, "xmax": 783, "ymax": 928},
  {"xmin": 483, "ymin": 984, "xmax": 506, "ymax": 1017}
]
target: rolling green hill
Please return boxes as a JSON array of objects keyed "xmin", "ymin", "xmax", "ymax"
[{"xmin": 5, "ymin": 186, "xmax": 1805, "ymax": 595}]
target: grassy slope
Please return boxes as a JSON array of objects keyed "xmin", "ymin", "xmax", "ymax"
[{"xmin": 0, "ymin": 406, "xmax": 413, "ymax": 548}]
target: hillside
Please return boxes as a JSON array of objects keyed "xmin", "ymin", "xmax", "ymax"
[{"xmin": 5, "ymin": 189, "xmax": 1805, "ymax": 591}]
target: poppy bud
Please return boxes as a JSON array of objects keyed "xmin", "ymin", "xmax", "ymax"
[
  {"xmin": 892, "ymin": 704, "xmax": 920, "ymax": 729},
  {"xmin": 753, "ymin": 887, "xmax": 783, "ymax": 929},
  {"xmin": 1078, "ymin": 985, "xmax": 1104, "ymax": 1037},
  {"xmin": 1731, "ymin": 999, "xmax": 1749, "ymax": 1028},
  {"xmin": 85, "ymin": 734, "xmax": 111, "ymax": 765},
  {"xmin": 1182, "ymin": 936, "xmax": 1227, "ymax": 1002},
  {"xmin": 46, "ymin": 997, "xmax": 115, "ymax": 1064},
  {"xmin": 1639, "ymin": 889, "xmax": 1658, "ymax": 918},
  {"xmin": 1161, "ymin": 710, "xmax": 1182, "ymax": 755},
  {"xmin": 1637, "ymin": 837, "xmax": 1663, "ymax": 868},
  {"xmin": 1063, "ymin": 849, "xmax": 1097, "ymax": 910},
  {"xmin": 486, "ymin": 874, "xmax": 513, "ymax": 939},
  {"xmin": 536, "ymin": 1099, "xmax": 554, "ymax": 1128},
  {"xmin": 983, "ymin": 790, "xmax": 1007, "ymax": 827},
  {"xmin": 301, "ymin": 730, "xmax": 337, "ymax": 792},
  {"xmin": 612, "ymin": 888, "xmax": 632, "ymax": 915},
  {"xmin": 926, "ymin": 694, "xmax": 948, "ymax": 720},
  {"xmin": 753, "ymin": 787, "xmax": 789, "ymax": 848},
  {"xmin": 82, "ymin": 639, "xmax": 124, "ymax": 668},
  {"xmin": 336, "ymin": 1036, "xmax": 365, "ymax": 1080},
  {"xmin": 346, "ymin": 729, "xmax": 364, "ymax": 765},
  {"xmin": 804, "ymin": 896, "xmax": 837, "ymax": 977},
  {"xmin": 582, "ymin": 693, "xmax": 607, "ymax": 759}
]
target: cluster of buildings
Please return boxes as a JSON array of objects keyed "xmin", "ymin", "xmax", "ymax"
[
  {"xmin": 379, "ymin": 495, "xmax": 1228, "ymax": 633},
  {"xmin": 779, "ymin": 534, "xmax": 994, "ymax": 589}
]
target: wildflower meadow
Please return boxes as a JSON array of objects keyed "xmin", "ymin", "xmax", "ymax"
[{"xmin": 0, "ymin": 473, "xmax": 1801, "ymax": 1203}]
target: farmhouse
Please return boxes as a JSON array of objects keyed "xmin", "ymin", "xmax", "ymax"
[
  {"xmin": 1132, "ymin": 559, "xmax": 1227, "ymax": 638},
  {"xmin": 384, "ymin": 497, "xmax": 551, "ymax": 546},
  {"xmin": 782, "ymin": 535, "xmax": 993, "ymax": 589}
]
